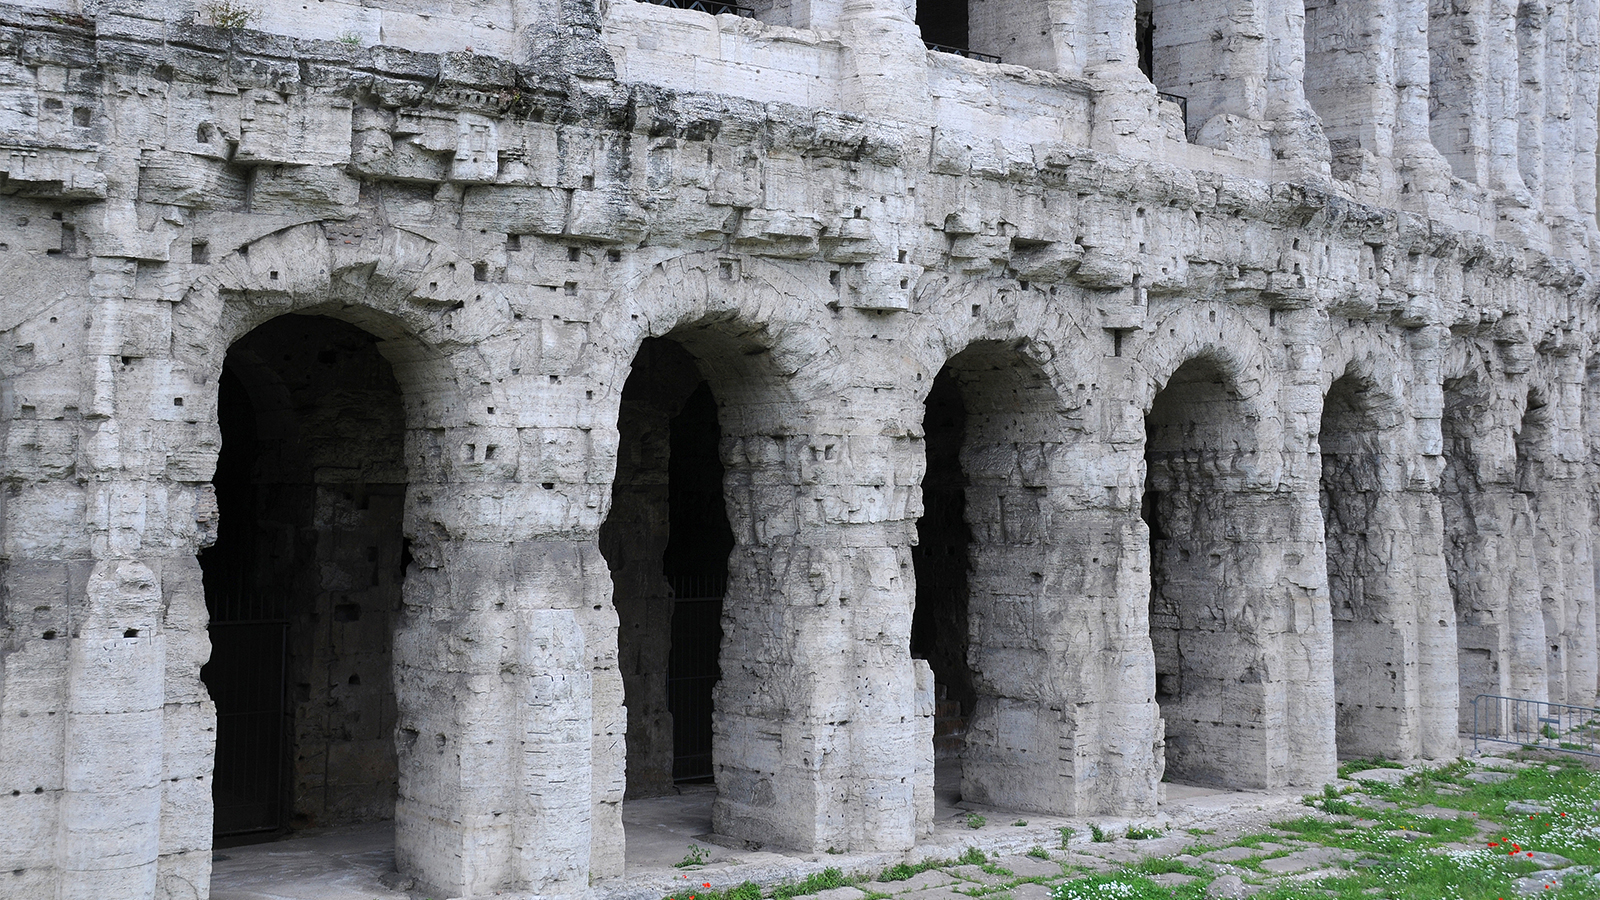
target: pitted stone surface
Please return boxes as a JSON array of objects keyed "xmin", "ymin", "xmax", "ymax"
[{"xmin": 0, "ymin": 0, "xmax": 1597, "ymax": 898}]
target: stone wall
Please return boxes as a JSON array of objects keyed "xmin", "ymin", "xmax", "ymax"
[{"xmin": 0, "ymin": 0, "xmax": 1596, "ymax": 897}]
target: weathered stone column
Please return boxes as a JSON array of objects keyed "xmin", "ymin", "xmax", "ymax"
[
  {"xmin": 1573, "ymin": 0, "xmax": 1600, "ymax": 257},
  {"xmin": 1049, "ymin": 352, "xmax": 1163, "ymax": 815},
  {"xmin": 1407, "ymin": 328, "xmax": 1462, "ymax": 760},
  {"xmin": 1514, "ymin": 1, "xmax": 1547, "ymax": 201},
  {"xmin": 1428, "ymin": 0, "xmax": 1493, "ymax": 183},
  {"xmin": 1529, "ymin": 349, "xmax": 1599, "ymax": 707},
  {"xmin": 836, "ymin": 0, "xmax": 933, "ymax": 127},
  {"xmin": 710, "ymin": 384, "xmax": 925, "ymax": 852},
  {"xmin": 1263, "ymin": 0, "xmax": 1333, "ymax": 177},
  {"xmin": 940, "ymin": 342, "xmax": 1160, "ymax": 818},
  {"xmin": 511, "ymin": 0, "xmax": 615, "ymax": 77},
  {"xmin": 1155, "ymin": 0, "xmax": 1272, "ymax": 152},
  {"xmin": 392, "ymin": 396, "xmax": 595, "ymax": 899},
  {"xmin": 1304, "ymin": 0, "xmax": 1400, "ymax": 164},
  {"xmin": 1276, "ymin": 310, "xmax": 1339, "ymax": 784}
]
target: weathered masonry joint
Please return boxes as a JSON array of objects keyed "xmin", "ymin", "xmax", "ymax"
[{"xmin": 0, "ymin": 0, "xmax": 1597, "ymax": 895}]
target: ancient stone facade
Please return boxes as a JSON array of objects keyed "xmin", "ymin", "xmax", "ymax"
[{"xmin": 0, "ymin": 0, "xmax": 1597, "ymax": 896}]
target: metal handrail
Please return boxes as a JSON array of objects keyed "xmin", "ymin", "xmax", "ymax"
[
  {"xmin": 1156, "ymin": 90, "xmax": 1188, "ymax": 132},
  {"xmin": 641, "ymin": 0, "xmax": 755, "ymax": 16},
  {"xmin": 925, "ymin": 42, "xmax": 1001, "ymax": 64},
  {"xmin": 1472, "ymin": 693, "xmax": 1600, "ymax": 758}
]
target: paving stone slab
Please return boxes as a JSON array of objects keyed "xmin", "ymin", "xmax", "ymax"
[
  {"xmin": 1204, "ymin": 873, "xmax": 1254, "ymax": 898},
  {"xmin": 795, "ymin": 887, "xmax": 866, "ymax": 900},
  {"xmin": 873, "ymin": 870, "xmax": 960, "ymax": 893},
  {"xmin": 1006, "ymin": 883, "xmax": 1054, "ymax": 900},
  {"xmin": 1257, "ymin": 846, "xmax": 1354, "ymax": 874},
  {"xmin": 1506, "ymin": 800, "xmax": 1552, "ymax": 815},
  {"xmin": 1200, "ymin": 846, "xmax": 1264, "ymax": 864},
  {"xmin": 1410, "ymin": 804, "xmax": 1470, "ymax": 819},
  {"xmin": 990, "ymin": 856, "xmax": 1064, "ymax": 878},
  {"xmin": 1347, "ymin": 768, "xmax": 1409, "ymax": 786},
  {"xmin": 949, "ymin": 864, "xmax": 1011, "ymax": 885},
  {"xmin": 894, "ymin": 887, "xmax": 971, "ymax": 900}
]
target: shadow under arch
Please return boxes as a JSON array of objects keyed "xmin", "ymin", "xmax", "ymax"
[
  {"xmin": 1142, "ymin": 345, "xmax": 1332, "ymax": 790},
  {"xmin": 913, "ymin": 337, "xmax": 1118, "ymax": 817},
  {"xmin": 1316, "ymin": 358, "xmax": 1456, "ymax": 761},
  {"xmin": 201, "ymin": 314, "xmax": 409, "ymax": 841},
  {"xmin": 182, "ymin": 225, "xmax": 596, "ymax": 900}
]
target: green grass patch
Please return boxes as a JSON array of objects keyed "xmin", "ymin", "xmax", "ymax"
[
  {"xmin": 1126, "ymin": 857, "xmax": 1208, "ymax": 878},
  {"xmin": 772, "ymin": 868, "xmax": 852, "ymax": 900},
  {"xmin": 876, "ymin": 860, "xmax": 942, "ymax": 883},
  {"xmin": 662, "ymin": 881, "xmax": 761, "ymax": 900},
  {"xmin": 1052, "ymin": 873, "xmax": 1209, "ymax": 900},
  {"xmin": 1337, "ymin": 757, "xmax": 1405, "ymax": 779}
]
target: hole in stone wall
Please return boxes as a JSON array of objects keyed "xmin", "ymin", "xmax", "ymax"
[
  {"xmin": 200, "ymin": 314, "xmax": 406, "ymax": 845},
  {"xmin": 916, "ymin": 0, "xmax": 969, "ymax": 55}
]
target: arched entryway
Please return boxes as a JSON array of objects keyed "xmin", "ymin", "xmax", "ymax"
[
  {"xmin": 600, "ymin": 337, "xmax": 735, "ymax": 810},
  {"xmin": 1443, "ymin": 373, "xmax": 1548, "ymax": 732},
  {"xmin": 914, "ymin": 339, "xmax": 1091, "ymax": 815},
  {"xmin": 201, "ymin": 314, "xmax": 408, "ymax": 841},
  {"xmin": 1144, "ymin": 354, "xmax": 1297, "ymax": 788},
  {"xmin": 1319, "ymin": 371, "xmax": 1415, "ymax": 758}
]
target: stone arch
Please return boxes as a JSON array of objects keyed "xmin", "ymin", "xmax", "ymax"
[
  {"xmin": 1135, "ymin": 304, "xmax": 1332, "ymax": 789},
  {"xmin": 1133, "ymin": 304, "xmax": 1278, "ymax": 424},
  {"xmin": 200, "ymin": 314, "xmax": 409, "ymax": 838},
  {"xmin": 1314, "ymin": 330, "xmax": 1456, "ymax": 760},
  {"xmin": 1440, "ymin": 332, "xmax": 1549, "ymax": 734},
  {"xmin": 587, "ymin": 253, "xmax": 924, "ymax": 860},
  {"xmin": 905, "ymin": 277, "xmax": 1160, "ymax": 817},
  {"xmin": 1514, "ymin": 359, "xmax": 1598, "ymax": 710},
  {"xmin": 912, "ymin": 337, "xmax": 1091, "ymax": 816},
  {"xmin": 171, "ymin": 224, "xmax": 593, "ymax": 900}
]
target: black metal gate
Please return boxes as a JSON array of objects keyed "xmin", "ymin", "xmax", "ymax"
[
  {"xmin": 667, "ymin": 575, "xmax": 724, "ymax": 782},
  {"xmin": 204, "ymin": 620, "xmax": 287, "ymax": 836}
]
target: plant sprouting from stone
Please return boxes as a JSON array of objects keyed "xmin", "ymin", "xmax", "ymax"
[
  {"xmin": 200, "ymin": 0, "xmax": 259, "ymax": 29},
  {"xmin": 965, "ymin": 813, "xmax": 987, "ymax": 829},
  {"xmin": 675, "ymin": 844, "xmax": 709, "ymax": 868}
]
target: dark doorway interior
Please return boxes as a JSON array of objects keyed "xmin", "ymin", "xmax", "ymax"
[
  {"xmin": 916, "ymin": 0, "xmax": 969, "ymax": 51},
  {"xmin": 201, "ymin": 315, "xmax": 407, "ymax": 842},
  {"xmin": 913, "ymin": 366, "xmax": 976, "ymax": 773},
  {"xmin": 664, "ymin": 384, "xmax": 732, "ymax": 783},
  {"xmin": 602, "ymin": 338, "xmax": 734, "ymax": 799}
]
